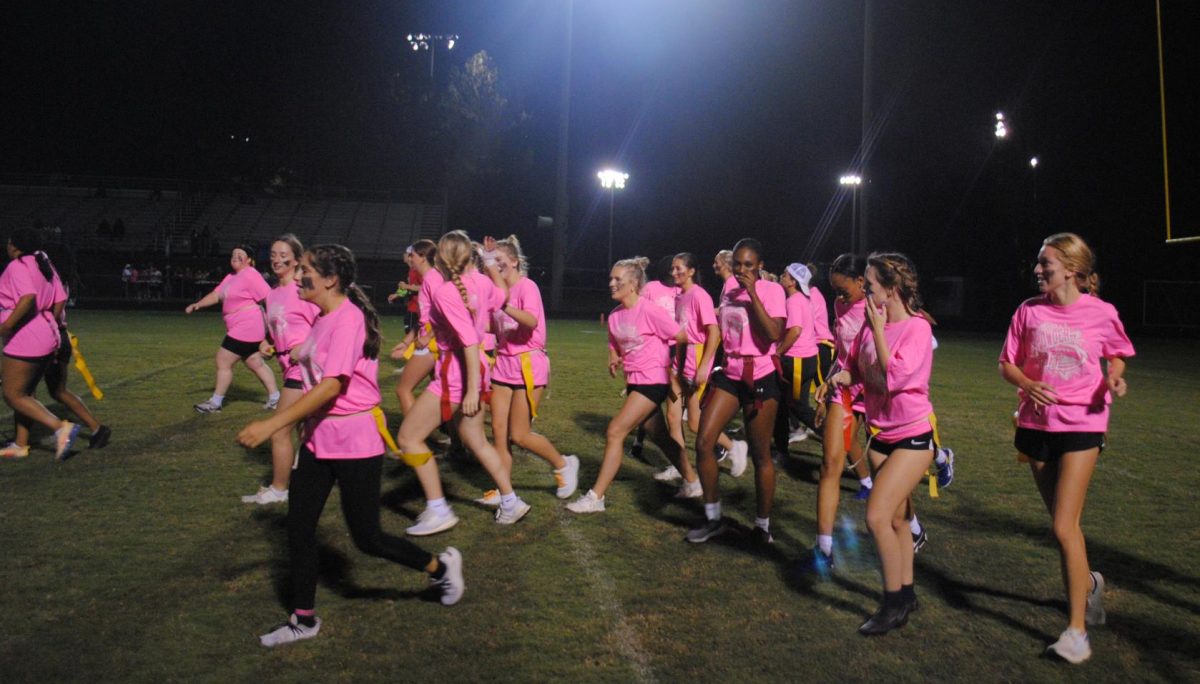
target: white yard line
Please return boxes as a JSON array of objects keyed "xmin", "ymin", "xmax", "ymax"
[{"xmin": 559, "ymin": 520, "xmax": 657, "ymax": 683}]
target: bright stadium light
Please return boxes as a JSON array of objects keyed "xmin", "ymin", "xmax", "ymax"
[
  {"xmin": 994, "ymin": 112, "xmax": 1009, "ymax": 139},
  {"xmin": 598, "ymin": 169, "xmax": 629, "ymax": 265},
  {"xmin": 840, "ymin": 173, "xmax": 864, "ymax": 252},
  {"xmin": 1030, "ymin": 156, "xmax": 1039, "ymax": 168},
  {"xmin": 407, "ymin": 33, "xmax": 459, "ymax": 77},
  {"xmin": 839, "ymin": 174, "xmax": 862, "ymax": 186}
]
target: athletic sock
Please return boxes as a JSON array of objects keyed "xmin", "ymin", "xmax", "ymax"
[
  {"xmin": 754, "ymin": 517, "xmax": 770, "ymax": 532},
  {"xmin": 268, "ymin": 391, "xmax": 280, "ymax": 402},
  {"xmin": 909, "ymin": 515, "xmax": 922, "ymax": 536},
  {"xmin": 817, "ymin": 534, "xmax": 833, "ymax": 555},
  {"xmin": 428, "ymin": 497, "xmax": 450, "ymax": 515},
  {"xmin": 210, "ymin": 394, "xmax": 225, "ymax": 406},
  {"xmin": 884, "ymin": 590, "xmax": 904, "ymax": 608},
  {"xmin": 900, "ymin": 584, "xmax": 916, "ymax": 603},
  {"xmin": 499, "ymin": 491, "xmax": 518, "ymax": 508},
  {"xmin": 859, "ymin": 476, "xmax": 873, "ymax": 489},
  {"xmin": 704, "ymin": 502, "xmax": 722, "ymax": 522},
  {"xmin": 934, "ymin": 449, "xmax": 947, "ymax": 466},
  {"xmin": 294, "ymin": 610, "xmax": 317, "ymax": 627}
]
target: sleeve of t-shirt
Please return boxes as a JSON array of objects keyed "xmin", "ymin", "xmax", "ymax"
[
  {"xmin": 761, "ymin": 282, "xmax": 786, "ymax": 320},
  {"xmin": 322, "ymin": 316, "xmax": 365, "ymax": 382},
  {"xmin": 695, "ymin": 289, "xmax": 717, "ymax": 327},
  {"xmin": 489, "ymin": 278, "xmax": 507, "ymax": 314},
  {"xmin": 607, "ymin": 314, "xmax": 618, "ymax": 354},
  {"xmin": 10, "ymin": 262, "xmax": 35, "ymax": 297},
  {"xmin": 1099, "ymin": 303, "xmax": 1136, "ymax": 359},
  {"xmin": 520, "ymin": 279, "xmax": 545, "ymax": 323},
  {"xmin": 845, "ymin": 324, "xmax": 869, "ymax": 384},
  {"xmin": 250, "ymin": 271, "xmax": 271, "ymax": 302},
  {"xmin": 999, "ymin": 305, "xmax": 1027, "ymax": 366},
  {"xmin": 886, "ymin": 319, "xmax": 932, "ymax": 391},
  {"xmin": 647, "ymin": 301, "xmax": 682, "ymax": 341},
  {"xmin": 434, "ymin": 283, "xmax": 480, "ymax": 347},
  {"xmin": 213, "ymin": 273, "xmax": 234, "ymax": 300},
  {"xmin": 51, "ymin": 274, "xmax": 67, "ymax": 305}
]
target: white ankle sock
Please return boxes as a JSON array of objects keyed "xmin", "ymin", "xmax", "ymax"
[
  {"xmin": 500, "ymin": 491, "xmax": 517, "ymax": 507},
  {"xmin": 754, "ymin": 517, "xmax": 770, "ymax": 532},
  {"xmin": 909, "ymin": 516, "xmax": 922, "ymax": 536},
  {"xmin": 210, "ymin": 394, "xmax": 225, "ymax": 406},
  {"xmin": 704, "ymin": 502, "xmax": 721, "ymax": 521},
  {"xmin": 428, "ymin": 497, "xmax": 450, "ymax": 514},
  {"xmin": 860, "ymin": 476, "xmax": 873, "ymax": 489},
  {"xmin": 818, "ymin": 534, "xmax": 833, "ymax": 555}
]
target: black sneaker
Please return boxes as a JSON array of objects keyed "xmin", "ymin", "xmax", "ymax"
[
  {"xmin": 89, "ymin": 425, "xmax": 112, "ymax": 449},
  {"xmin": 858, "ymin": 601, "xmax": 911, "ymax": 636},
  {"xmin": 751, "ymin": 526, "xmax": 774, "ymax": 545},
  {"xmin": 912, "ymin": 526, "xmax": 928, "ymax": 553},
  {"xmin": 685, "ymin": 518, "xmax": 728, "ymax": 544}
]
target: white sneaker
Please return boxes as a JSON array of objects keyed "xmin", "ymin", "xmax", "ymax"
[
  {"xmin": 260, "ymin": 614, "xmax": 321, "ymax": 647},
  {"xmin": 1086, "ymin": 571, "xmax": 1106, "ymax": 626},
  {"xmin": 431, "ymin": 547, "xmax": 464, "ymax": 606},
  {"xmin": 1046, "ymin": 627, "xmax": 1091, "ymax": 664},
  {"xmin": 263, "ymin": 395, "xmax": 280, "ymax": 410},
  {"xmin": 788, "ymin": 427, "xmax": 810, "ymax": 443},
  {"xmin": 0, "ymin": 442, "xmax": 30, "ymax": 459},
  {"xmin": 566, "ymin": 489, "xmax": 606, "ymax": 513},
  {"xmin": 728, "ymin": 440, "xmax": 749, "ymax": 477},
  {"xmin": 405, "ymin": 507, "xmax": 459, "ymax": 536},
  {"xmin": 241, "ymin": 486, "xmax": 288, "ymax": 505},
  {"xmin": 674, "ymin": 479, "xmax": 703, "ymax": 499},
  {"xmin": 474, "ymin": 489, "xmax": 501, "ymax": 507},
  {"xmin": 555, "ymin": 455, "xmax": 580, "ymax": 499},
  {"xmin": 653, "ymin": 465, "xmax": 682, "ymax": 482},
  {"xmin": 194, "ymin": 399, "xmax": 222, "ymax": 414},
  {"xmin": 55, "ymin": 422, "xmax": 81, "ymax": 461},
  {"xmin": 495, "ymin": 498, "xmax": 532, "ymax": 525}
]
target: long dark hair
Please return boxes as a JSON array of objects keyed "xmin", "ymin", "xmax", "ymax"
[
  {"xmin": 307, "ymin": 244, "xmax": 382, "ymax": 359},
  {"xmin": 673, "ymin": 252, "xmax": 702, "ymax": 285},
  {"xmin": 829, "ymin": 253, "xmax": 866, "ymax": 279},
  {"xmin": 9, "ymin": 227, "xmax": 57, "ymax": 281}
]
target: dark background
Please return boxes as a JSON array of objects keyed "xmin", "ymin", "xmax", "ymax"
[{"xmin": 2, "ymin": 1, "xmax": 1196, "ymax": 325}]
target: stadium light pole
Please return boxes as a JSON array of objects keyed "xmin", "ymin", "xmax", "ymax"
[
  {"xmin": 598, "ymin": 169, "xmax": 629, "ymax": 268},
  {"xmin": 840, "ymin": 174, "xmax": 863, "ymax": 253},
  {"xmin": 407, "ymin": 33, "xmax": 459, "ymax": 79}
]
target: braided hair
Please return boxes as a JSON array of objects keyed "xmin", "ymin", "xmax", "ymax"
[
  {"xmin": 1042, "ymin": 232, "xmax": 1101, "ymax": 294},
  {"xmin": 307, "ymin": 244, "xmax": 381, "ymax": 359},
  {"xmin": 867, "ymin": 251, "xmax": 923, "ymax": 314},
  {"xmin": 437, "ymin": 230, "xmax": 475, "ymax": 313}
]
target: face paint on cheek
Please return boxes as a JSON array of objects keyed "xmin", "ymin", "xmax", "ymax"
[{"xmin": 299, "ymin": 276, "xmax": 315, "ymax": 291}]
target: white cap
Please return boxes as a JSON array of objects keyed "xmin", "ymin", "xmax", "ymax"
[{"xmin": 785, "ymin": 263, "xmax": 812, "ymax": 295}]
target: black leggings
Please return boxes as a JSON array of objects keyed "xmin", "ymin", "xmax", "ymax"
[
  {"xmin": 774, "ymin": 354, "xmax": 818, "ymax": 451},
  {"xmin": 289, "ymin": 448, "xmax": 433, "ymax": 612}
]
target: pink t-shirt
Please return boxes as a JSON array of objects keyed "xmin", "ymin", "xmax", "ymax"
[
  {"xmin": 833, "ymin": 298, "xmax": 867, "ymax": 410},
  {"xmin": 215, "ymin": 268, "xmax": 270, "ymax": 342},
  {"xmin": 290, "ymin": 299, "xmax": 384, "ymax": 459},
  {"xmin": 809, "ymin": 285, "xmax": 834, "ymax": 343},
  {"xmin": 0, "ymin": 255, "xmax": 65, "ymax": 357},
  {"xmin": 640, "ymin": 280, "xmax": 680, "ymax": 317},
  {"xmin": 847, "ymin": 315, "xmax": 934, "ymax": 442},
  {"xmin": 1000, "ymin": 294, "xmax": 1135, "ymax": 432},
  {"xmin": 609, "ymin": 298, "xmax": 681, "ymax": 385},
  {"xmin": 493, "ymin": 276, "xmax": 546, "ymax": 355},
  {"xmin": 718, "ymin": 279, "xmax": 787, "ymax": 381},
  {"xmin": 428, "ymin": 270, "xmax": 505, "ymax": 402},
  {"xmin": 266, "ymin": 282, "xmax": 320, "ymax": 380},
  {"xmin": 676, "ymin": 284, "xmax": 718, "ymax": 380},
  {"xmin": 783, "ymin": 291, "xmax": 818, "ymax": 358},
  {"xmin": 417, "ymin": 267, "xmax": 445, "ymax": 327},
  {"xmin": 720, "ymin": 275, "xmax": 737, "ymax": 299}
]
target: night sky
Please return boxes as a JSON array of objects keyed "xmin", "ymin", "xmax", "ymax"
[{"xmin": 3, "ymin": 1, "xmax": 1196, "ymax": 323}]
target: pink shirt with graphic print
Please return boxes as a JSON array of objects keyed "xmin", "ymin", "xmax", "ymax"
[
  {"xmin": 609, "ymin": 297, "xmax": 680, "ymax": 385},
  {"xmin": 718, "ymin": 279, "xmax": 786, "ymax": 381},
  {"xmin": 266, "ymin": 281, "xmax": 320, "ymax": 380},
  {"xmin": 1000, "ymin": 293, "xmax": 1135, "ymax": 432},
  {"xmin": 846, "ymin": 315, "xmax": 934, "ymax": 442}
]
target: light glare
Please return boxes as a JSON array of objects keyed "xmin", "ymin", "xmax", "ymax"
[{"xmin": 598, "ymin": 169, "xmax": 629, "ymax": 190}]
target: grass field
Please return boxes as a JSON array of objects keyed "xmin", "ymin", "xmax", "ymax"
[{"xmin": 1, "ymin": 311, "xmax": 1198, "ymax": 682}]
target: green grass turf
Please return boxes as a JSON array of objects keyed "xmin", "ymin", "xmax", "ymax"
[{"xmin": 1, "ymin": 311, "xmax": 1198, "ymax": 682}]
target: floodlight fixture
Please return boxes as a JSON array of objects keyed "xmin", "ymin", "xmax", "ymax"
[
  {"xmin": 598, "ymin": 169, "xmax": 629, "ymax": 190},
  {"xmin": 1029, "ymin": 156, "xmax": 1039, "ymax": 168},
  {"xmin": 839, "ymin": 174, "xmax": 863, "ymax": 186}
]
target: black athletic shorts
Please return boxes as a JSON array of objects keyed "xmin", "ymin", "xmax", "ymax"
[
  {"xmin": 283, "ymin": 377, "xmax": 304, "ymax": 390},
  {"xmin": 709, "ymin": 370, "xmax": 782, "ymax": 406},
  {"xmin": 3, "ymin": 351, "xmax": 54, "ymax": 364},
  {"xmin": 221, "ymin": 335, "xmax": 262, "ymax": 360},
  {"xmin": 627, "ymin": 383, "xmax": 670, "ymax": 406},
  {"xmin": 492, "ymin": 379, "xmax": 546, "ymax": 391},
  {"xmin": 1015, "ymin": 428, "xmax": 1105, "ymax": 462},
  {"xmin": 870, "ymin": 430, "xmax": 935, "ymax": 456}
]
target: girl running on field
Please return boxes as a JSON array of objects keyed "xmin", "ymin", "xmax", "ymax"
[
  {"xmin": 828, "ymin": 252, "xmax": 935, "ymax": 635},
  {"xmin": 772, "ymin": 263, "xmax": 821, "ymax": 455},
  {"xmin": 241, "ymin": 234, "xmax": 320, "ymax": 505},
  {"xmin": 567, "ymin": 256, "xmax": 693, "ymax": 512},
  {"xmin": 186, "ymin": 244, "xmax": 279, "ymax": 413},
  {"xmin": 388, "ymin": 245, "xmax": 423, "ymax": 350},
  {"xmin": 0, "ymin": 228, "xmax": 81, "ymax": 460},
  {"xmin": 475, "ymin": 234, "xmax": 580, "ymax": 505},
  {"xmin": 800, "ymin": 254, "xmax": 875, "ymax": 574},
  {"xmin": 391, "ymin": 240, "xmax": 440, "ymax": 414},
  {"xmin": 397, "ymin": 231, "xmax": 532, "ymax": 534},
  {"xmin": 237, "ymin": 244, "xmax": 463, "ymax": 647},
  {"xmin": 637, "ymin": 257, "xmax": 693, "ymax": 486},
  {"xmin": 670, "ymin": 252, "xmax": 748, "ymax": 478},
  {"xmin": 687, "ymin": 238, "xmax": 786, "ymax": 544},
  {"xmin": 999, "ymin": 232, "xmax": 1132, "ymax": 664}
]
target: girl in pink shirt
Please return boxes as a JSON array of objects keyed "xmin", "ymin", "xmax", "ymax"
[
  {"xmin": 390, "ymin": 239, "xmax": 440, "ymax": 415},
  {"xmin": 799, "ymin": 254, "xmax": 874, "ymax": 575},
  {"xmin": 185, "ymin": 245, "xmax": 279, "ymax": 413},
  {"xmin": 567, "ymin": 256, "xmax": 693, "ymax": 513},
  {"xmin": 241, "ymin": 235, "xmax": 320, "ymax": 505},
  {"xmin": 396, "ymin": 231, "xmax": 532, "ymax": 532},
  {"xmin": 806, "ymin": 267, "xmax": 837, "ymax": 395},
  {"xmin": 634, "ymin": 258, "xmax": 689, "ymax": 483},
  {"xmin": 670, "ymin": 252, "xmax": 748, "ymax": 479},
  {"xmin": 480, "ymin": 235, "xmax": 580, "ymax": 506},
  {"xmin": 773, "ymin": 263, "xmax": 821, "ymax": 454},
  {"xmin": 999, "ymin": 233, "xmax": 1133, "ymax": 664},
  {"xmin": 688, "ymin": 239, "xmax": 786, "ymax": 545},
  {"xmin": 238, "ymin": 244, "xmax": 463, "ymax": 647},
  {"xmin": 0, "ymin": 228, "xmax": 81, "ymax": 460},
  {"xmin": 829, "ymin": 252, "xmax": 934, "ymax": 636}
]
